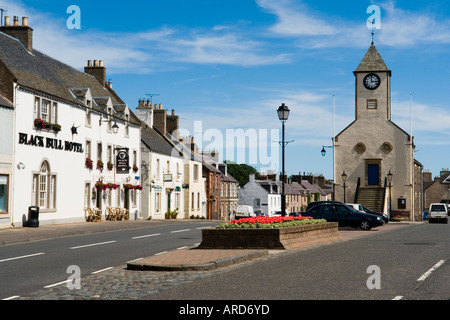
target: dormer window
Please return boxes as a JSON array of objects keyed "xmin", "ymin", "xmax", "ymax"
[{"xmin": 85, "ymin": 100, "xmax": 91, "ymax": 126}]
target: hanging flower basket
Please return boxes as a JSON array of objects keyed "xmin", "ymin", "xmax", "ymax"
[
  {"xmin": 95, "ymin": 181, "xmax": 107, "ymax": 190},
  {"xmin": 97, "ymin": 160, "xmax": 104, "ymax": 172},
  {"xmin": 107, "ymin": 161, "xmax": 114, "ymax": 171},
  {"xmin": 85, "ymin": 157, "xmax": 93, "ymax": 170},
  {"xmin": 106, "ymin": 183, "xmax": 118, "ymax": 190},
  {"xmin": 123, "ymin": 184, "xmax": 135, "ymax": 190},
  {"xmin": 135, "ymin": 185, "xmax": 143, "ymax": 190}
]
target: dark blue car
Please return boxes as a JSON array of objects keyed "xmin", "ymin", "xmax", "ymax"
[{"xmin": 304, "ymin": 202, "xmax": 384, "ymax": 230}]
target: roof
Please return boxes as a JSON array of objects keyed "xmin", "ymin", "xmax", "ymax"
[
  {"xmin": 0, "ymin": 30, "xmax": 140, "ymax": 125},
  {"xmin": 354, "ymin": 44, "xmax": 391, "ymax": 75},
  {"xmin": 141, "ymin": 124, "xmax": 182, "ymax": 158},
  {"xmin": 0, "ymin": 92, "xmax": 13, "ymax": 108}
]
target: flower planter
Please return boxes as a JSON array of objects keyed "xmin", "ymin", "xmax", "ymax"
[{"xmin": 198, "ymin": 222, "xmax": 342, "ymax": 250}]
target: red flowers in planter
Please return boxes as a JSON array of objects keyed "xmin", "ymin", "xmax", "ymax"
[{"xmin": 229, "ymin": 215, "xmax": 312, "ymax": 225}]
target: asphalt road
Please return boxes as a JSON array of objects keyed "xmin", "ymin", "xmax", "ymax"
[
  {"xmin": 147, "ymin": 221, "xmax": 449, "ymax": 300},
  {"xmin": 0, "ymin": 220, "xmax": 217, "ymax": 299}
]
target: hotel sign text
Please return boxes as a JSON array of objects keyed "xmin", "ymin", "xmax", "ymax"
[{"xmin": 18, "ymin": 132, "xmax": 83, "ymax": 153}]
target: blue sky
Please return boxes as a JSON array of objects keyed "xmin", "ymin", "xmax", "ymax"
[{"xmin": 3, "ymin": 0, "xmax": 450, "ymax": 181}]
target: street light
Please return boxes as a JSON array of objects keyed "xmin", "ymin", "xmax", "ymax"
[
  {"xmin": 99, "ymin": 117, "xmax": 119, "ymax": 134},
  {"xmin": 321, "ymin": 145, "xmax": 332, "ymax": 157},
  {"xmin": 387, "ymin": 170, "xmax": 393, "ymax": 220},
  {"xmin": 277, "ymin": 103, "xmax": 290, "ymax": 217},
  {"xmin": 341, "ymin": 170, "xmax": 347, "ymax": 203}
]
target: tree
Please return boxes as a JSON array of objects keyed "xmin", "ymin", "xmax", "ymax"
[{"xmin": 224, "ymin": 161, "xmax": 259, "ymax": 187}]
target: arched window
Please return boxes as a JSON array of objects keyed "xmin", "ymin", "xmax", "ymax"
[{"xmin": 33, "ymin": 160, "xmax": 56, "ymax": 210}]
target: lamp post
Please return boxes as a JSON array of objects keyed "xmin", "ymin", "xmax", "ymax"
[
  {"xmin": 277, "ymin": 103, "xmax": 290, "ymax": 217},
  {"xmin": 387, "ymin": 170, "xmax": 393, "ymax": 220},
  {"xmin": 341, "ymin": 170, "xmax": 347, "ymax": 203}
]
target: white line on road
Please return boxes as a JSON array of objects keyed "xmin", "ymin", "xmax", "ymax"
[
  {"xmin": 131, "ymin": 233, "xmax": 161, "ymax": 239},
  {"xmin": 2, "ymin": 295, "xmax": 20, "ymax": 300},
  {"xmin": 70, "ymin": 240, "xmax": 116, "ymax": 250},
  {"xmin": 177, "ymin": 246, "xmax": 188, "ymax": 250},
  {"xmin": 0, "ymin": 252, "xmax": 45, "ymax": 263},
  {"xmin": 91, "ymin": 267, "xmax": 114, "ymax": 274},
  {"xmin": 127, "ymin": 258, "xmax": 143, "ymax": 263},
  {"xmin": 155, "ymin": 251, "xmax": 167, "ymax": 256},
  {"xmin": 392, "ymin": 296, "xmax": 403, "ymax": 300},
  {"xmin": 170, "ymin": 229, "xmax": 191, "ymax": 233},
  {"xmin": 417, "ymin": 260, "xmax": 445, "ymax": 282}
]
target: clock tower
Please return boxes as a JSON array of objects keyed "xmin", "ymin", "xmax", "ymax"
[{"xmin": 353, "ymin": 44, "xmax": 391, "ymax": 121}]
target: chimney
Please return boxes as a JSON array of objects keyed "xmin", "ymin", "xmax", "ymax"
[
  {"xmin": 166, "ymin": 109, "xmax": 179, "ymax": 138},
  {"xmin": 0, "ymin": 16, "xmax": 33, "ymax": 51},
  {"xmin": 135, "ymin": 99, "xmax": 154, "ymax": 128},
  {"xmin": 153, "ymin": 104, "xmax": 168, "ymax": 134},
  {"xmin": 84, "ymin": 59, "xmax": 107, "ymax": 86}
]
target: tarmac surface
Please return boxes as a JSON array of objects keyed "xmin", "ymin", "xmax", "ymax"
[{"xmin": 0, "ymin": 219, "xmax": 419, "ymax": 300}]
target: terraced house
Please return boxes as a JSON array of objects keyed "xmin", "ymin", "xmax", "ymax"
[{"xmin": 0, "ymin": 16, "xmax": 141, "ymax": 227}]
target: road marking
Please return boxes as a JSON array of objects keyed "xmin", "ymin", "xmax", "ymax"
[
  {"xmin": 417, "ymin": 260, "xmax": 445, "ymax": 282},
  {"xmin": 92, "ymin": 267, "xmax": 114, "ymax": 274},
  {"xmin": 196, "ymin": 226, "xmax": 211, "ymax": 229},
  {"xmin": 44, "ymin": 280, "xmax": 69, "ymax": 288},
  {"xmin": 131, "ymin": 233, "xmax": 161, "ymax": 239},
  {"xmin": 70, "ymin": 240, "xmax": 116, "ymax": 250},
  {"xmin": 392, "ymin": 296, "xmax": 403, "ymax": 300},
  {"xmin": 127, "ymin": 258, "xmax": 143, "ymax": 263},
  {"xmin": 155, "ymin": 251, "xmax": 167, "ymax": 256},
  {"xmin": 170, "ymin": 229, "xmax": 191, "ymax": 233},
  {"xmin": 177, "ymin": 246, "xmax": 188, "ymax": 250},
  {"xmin": 0, "ymin": 252, "xmax": 45, "ymax": 263},
  {"xmin": 2, "ymin": 295, "xmax": 20, "ymax": 300}
]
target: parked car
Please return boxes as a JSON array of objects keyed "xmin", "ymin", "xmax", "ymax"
[
  {"xmin": 428, "ymin": 203, "xmax": 448, "ymax": 224},
  {"xmin": 289, "ymin": 212, "xmax": 301, "ymax": 217},
  {"xmin": 273, "ymin": 210, "xmax": 289, "ymax": 216},
  {"xmin": 304, "ymin": 202, "xmax": 384, "ymax": 230},
  {"xmin": 361, "ymin": 205, "xmax": 389, "ymax": 224},
  {"xmin": 422, "ymin": 209, "xmax": 429, "ymax": 220},
  {"xmin": 305, "ymin": 201, "xmax": 342, "ymax": 212}
]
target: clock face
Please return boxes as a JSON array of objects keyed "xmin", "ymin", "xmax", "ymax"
[{"xmin": 363, "ymin": 73, "xmax": 380, "ymax": 90}]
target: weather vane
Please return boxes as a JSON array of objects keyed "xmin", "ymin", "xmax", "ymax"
[{"xmin": 369, "ymin": 18, "xmax": 376, "ymax": 45}]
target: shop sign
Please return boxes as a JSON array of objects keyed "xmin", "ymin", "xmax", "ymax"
[
  {"xmin": 116, "ymin": 148, "xmax": 129, "ymax": 174},
  {"xmin": 154, "ymin": 185, "xmax": 162, "ymax": 191}
]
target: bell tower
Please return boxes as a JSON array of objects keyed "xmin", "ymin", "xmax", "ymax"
[{"xmin": 353, "ymin": 44, "xmax": 392, "ymax": 121}]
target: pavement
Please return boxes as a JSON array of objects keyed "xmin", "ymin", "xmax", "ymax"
[{"xmin": 0, "ymin": 219, "xmax": 422, "ymax": 272}]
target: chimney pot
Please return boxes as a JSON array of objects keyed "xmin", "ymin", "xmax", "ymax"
[
  {"xmin": 22, "ymin": 17, "xmax": 28, "ymax": 26},
  {"xmin": 87, "ymin": 60, "xmax": 92, "ymax": 67},
  {"xmin": 99, "ymin": 60, "xmax": 104, "ymax": 67},
  {"xmin": 4, "ymin": 16, "xmax": 10, "ymax": 26},
  {"xmin": 159, "ymin": 104, "xmax": 162, "ymax": 110},
  {"xmin": 13, "ymin": 16, "xmax": 18, "ymax": 26},
  {"xmin": 171, "ymin": 109, "xmax": 175, "ymax": 115},
  {"xmin": 93, "ymin": 60, "xmax": 98, "ymax": 67}
]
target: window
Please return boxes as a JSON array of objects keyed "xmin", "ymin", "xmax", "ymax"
[
  {"xmin": 33, "ymin": 161, "xmax": 56, "ymax": 210},
  {"xmin": 85, "ymin": 100, "xmax": 91, "ymax": 126},
  {"xmin": 97, "ymin": 143, "xmax": 102, "ymax": 161},
  {"xmin": 107, "ymin": 145, "xmax": 112, "ymax": 163},
  {"xmin": 85, "ymin": 140, "xmax": 91, "ymax": 159},
  {"xmin": 367, "ymin": 99, "xmax": 377, "ymax": 109},
  {"xmin": 155, "ymin": 192, "xmax": 161, "ymax": 212},
  {"xmin": 84, "ymin": 183, "xmax": 91, "ymax": 210},
  {"xmin": 34, "ymin": 97, "xmax": 57, "ymax": 124},
  {"xmin": 0, "ymin": 175, "xmax": 8, "ymax": 214},
  {"xmin": 191, "ymin": 192, "xmax": 195, "ymax": 210},
  {"xmin": 254, "ymin": 198, "xmax": 261, "ymax": 209},
  {"xmin": 197, "ymin": 192, "xmax": 200, "ymax": 210},
  {"xmin": 156, "ymin": 159, "xmax": 160, "ymax": 180},
  {"xmin": 194, "ymin": 164, "xmax": 199, "ymax": 181}
]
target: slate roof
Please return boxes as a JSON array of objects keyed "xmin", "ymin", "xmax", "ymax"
[
  {"xmin": 0, "ymin": 92, "xmax": 13, "ymax": 108},
  {"xmin": 0, "ymin": 30, "xmax": 140, "ymax": 125},
  {"xmin": 141, "ymin": 123, "xmax": 183, "ymax": 158},
  {"xmin": 354, "ymin": 44, "xmax": 391, "ymax": 75}
]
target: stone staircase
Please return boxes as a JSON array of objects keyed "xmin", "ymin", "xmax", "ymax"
[{"xmin": 356, "ymin": 187, "xmax": 385, "ymax": 212}]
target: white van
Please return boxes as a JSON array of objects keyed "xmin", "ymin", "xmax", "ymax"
[
  {"xmin": 429, "ymin": 203, "xmax": 448, "ymax": 224},
  {"xmin": 235, "ymin": 205, "xmax": 255, "ymax": 219}
]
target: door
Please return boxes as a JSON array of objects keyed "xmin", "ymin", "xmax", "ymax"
[{"xmin": 367, "ymin": 164, "xmax": 380, "ymax": 185}]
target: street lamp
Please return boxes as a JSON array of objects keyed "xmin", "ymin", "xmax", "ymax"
[
  {"xmin": 277, "ymin": 103, "xmax": 290, "ymax": 217},
  {"xmin": 99, "ymin": 117, "xmax": 119, "ymax": 134},
  {"xmin": 387, "ymin": 170, "xmax": 393, "ymax": 220},
  {"xmin": 341, "ymin": 170, "xmax": 347, "ymax": 203}
]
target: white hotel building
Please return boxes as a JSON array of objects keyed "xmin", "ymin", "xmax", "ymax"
[{"xmin": 0, "ymin": 16, "xmax": 141, "ymax": 228}]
